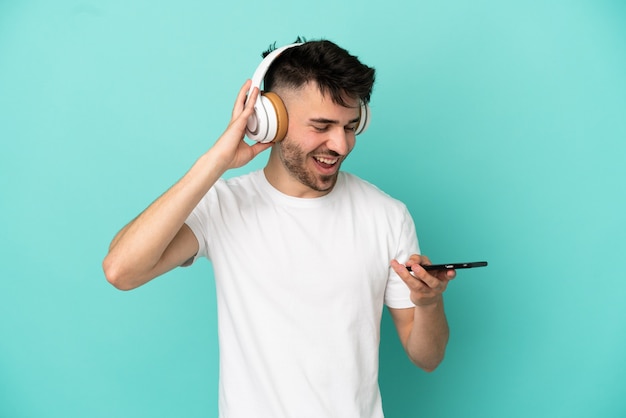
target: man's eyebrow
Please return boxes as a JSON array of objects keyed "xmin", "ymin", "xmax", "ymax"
[{"xmin": 309, "ymin": 117, "xmax": 361, "ymax": 124}]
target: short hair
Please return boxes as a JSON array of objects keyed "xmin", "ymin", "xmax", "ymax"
[{"xmin": 262, "ymin": 38, "xmax": 376, "ymax": 107}]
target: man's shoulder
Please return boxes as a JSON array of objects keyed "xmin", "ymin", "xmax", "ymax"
[
  {"xmin": 341, "ymin": 172, "xmax": 395, "ymax": 198},
  {"xmin": 204, "ymin": 170, "xmax": 266, "ymax": 210},
  {"xmin": 340, "ymin": 172, "xmax": 407, "ymax": 209},
  {"xmin": 216, "ymin": 170, "xmax": 262, "ymax": 192}
]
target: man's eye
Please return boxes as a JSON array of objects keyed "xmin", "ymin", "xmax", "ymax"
[
  {"xmin": 345, "ymin": 125, "xmax": 357, "ymax": 132},
  {"xmin": 313, "ymin": 125, "xmax": 328, "ymax": 132}
]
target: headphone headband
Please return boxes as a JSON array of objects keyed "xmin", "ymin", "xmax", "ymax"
[{"xmin": 249, "ymin": 43, "xmax": 303, "ymax": 98}]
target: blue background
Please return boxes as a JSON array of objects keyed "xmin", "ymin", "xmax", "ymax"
[{"xmin": 1, "ymin": 1, "xmax": 625, "ymax": 417}]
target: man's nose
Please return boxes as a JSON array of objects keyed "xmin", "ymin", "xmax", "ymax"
[{"xmin": 326, "ymin": 127, "xmax": 352, "ymax": 156}]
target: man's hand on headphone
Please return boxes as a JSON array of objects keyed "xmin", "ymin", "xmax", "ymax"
[{"xmin": 211, "ymin": 80, "xmax": 272, "ymax": 171}]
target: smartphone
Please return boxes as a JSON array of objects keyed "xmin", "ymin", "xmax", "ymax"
[{"xmin": 406, "ymin": 261, "xmax": 488, "ymax": 272}]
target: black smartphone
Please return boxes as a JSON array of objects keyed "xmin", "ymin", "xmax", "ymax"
[{"xmin": 406, "ymin": 261, "xmax": 488, "ymax": 272}]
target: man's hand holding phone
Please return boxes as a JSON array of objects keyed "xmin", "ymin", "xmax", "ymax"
[{"xmin": 391, "ymin": 255, "xmax": 456, "ymax": 307}]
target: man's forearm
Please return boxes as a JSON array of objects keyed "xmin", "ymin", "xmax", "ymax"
[{"xmin": 405, "ymin": 296, "xmax": 449, "ymax": 372}]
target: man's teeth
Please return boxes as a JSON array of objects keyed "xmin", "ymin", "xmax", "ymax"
[{"xmin": 315, "ymin": 157, "xmax": 338, "ymax": 165}]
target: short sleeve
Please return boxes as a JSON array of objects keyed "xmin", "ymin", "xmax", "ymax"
[
  {"xmin": 383, "ymin": 206, "xmax": 420, "ymax": 309},
  {"xmin": 183, "ymin": 189, "xmax": 213, "ymax": 265}
]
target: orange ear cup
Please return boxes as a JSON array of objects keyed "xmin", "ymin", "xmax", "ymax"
[{"xmin": 262, "ymin": 92, "xmax": 289, "ymax": 142}]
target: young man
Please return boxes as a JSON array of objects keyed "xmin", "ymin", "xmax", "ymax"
[{"xmin": 103, "ymin": 39, "xmax": 455, "ymax": 418}]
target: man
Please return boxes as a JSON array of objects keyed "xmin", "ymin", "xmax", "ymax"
[{"xmin": 103, "ymin": 39, "xmax": 455, "ymax": 418}]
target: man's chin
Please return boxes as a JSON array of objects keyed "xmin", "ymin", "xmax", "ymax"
[{"xmin": 313, "ymin": 173, "xmax": 339, "ymax": 192}]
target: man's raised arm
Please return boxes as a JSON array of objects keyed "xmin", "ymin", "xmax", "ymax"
[{"xmin": 103, "ymin": 82, "xmax": 270, "ymax": 290}]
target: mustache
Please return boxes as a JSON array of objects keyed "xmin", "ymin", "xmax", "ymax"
[{"xmin": 313, "ymin": 149, "xmax": 342, "ymax": 158}]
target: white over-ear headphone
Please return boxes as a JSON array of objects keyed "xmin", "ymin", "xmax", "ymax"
[{"xmin": 245, "ymin": 43, "xmax": 371, "ymax": 143}]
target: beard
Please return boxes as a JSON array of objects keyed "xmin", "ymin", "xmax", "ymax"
[{"xmin": 278, "ymin": 137, "xmax": 345, "ymax": 193}]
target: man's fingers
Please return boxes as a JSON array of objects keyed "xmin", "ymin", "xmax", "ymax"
[
  {"xmin": 392, "ymin": 260, "xmax": 430, "ymax": 290},
  {"xmin": 232, "ymin": 80, "xmax": 256, "ymax": 119},
  {"xmin": 410, "ymin": 264, "xmax": 454, "ymax": 295}
]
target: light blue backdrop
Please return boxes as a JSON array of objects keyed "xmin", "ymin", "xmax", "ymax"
[{"xmin": 1, "ymin": 1, "xmax": 625, "ymax": 417}]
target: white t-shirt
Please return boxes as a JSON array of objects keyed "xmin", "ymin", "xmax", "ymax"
[{"xmin": 185, "ymin": 170, "xmax": 419, "ymax": 418}]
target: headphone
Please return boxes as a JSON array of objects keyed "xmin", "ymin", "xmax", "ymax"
[{"xmin": 245, "ymin": 43, "xmax": 371, "ymax": 143}]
